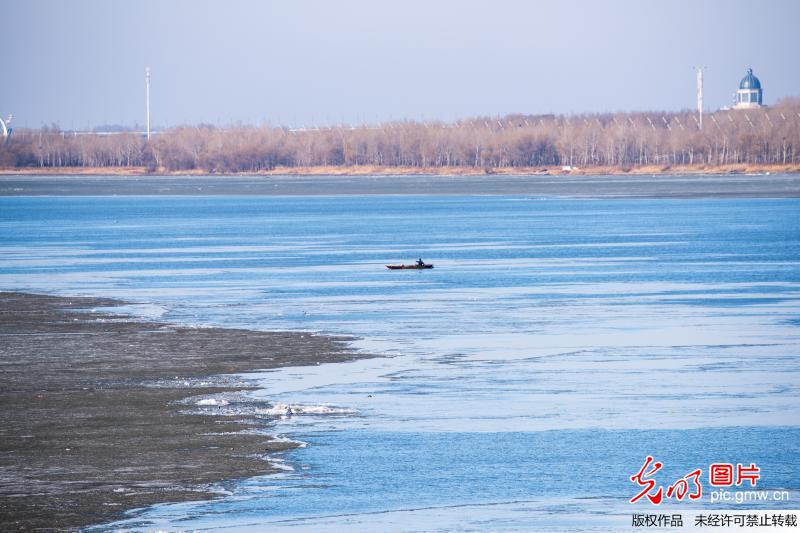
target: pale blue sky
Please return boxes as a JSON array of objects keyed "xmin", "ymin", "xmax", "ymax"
[{"xmin": 3, "ymin": 0, "xmax": 799, "ymax": 129}]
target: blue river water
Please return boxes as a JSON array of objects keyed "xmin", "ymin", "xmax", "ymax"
[{"xmin": 1, "ymin": 194, "xmax": 799, "ymax": 531}]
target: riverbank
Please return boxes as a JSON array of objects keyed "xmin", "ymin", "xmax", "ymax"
[
  {"xmin": 2, "ymin": 172, "xmax": 800, "ymax": 197},
  {"xmin": 0, "ymin": 292, "xmax": 364, "ymax": 531},
  {"xmin": 1, "ymin": 163, "xmax": 799, "ymax": 177}
]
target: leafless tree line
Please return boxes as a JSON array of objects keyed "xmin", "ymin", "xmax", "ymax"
[{"xmin": 2, "ymin": 98, "xmax": 799, "ymax": 172}]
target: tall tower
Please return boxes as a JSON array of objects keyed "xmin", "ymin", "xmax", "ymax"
[
  {"xmin": 145, "ymin": 67, "xmax": 151, "ymax": 140},
  {"xmin": 696, "ymin": 67, "xmax": 704, "ymax": 130}
]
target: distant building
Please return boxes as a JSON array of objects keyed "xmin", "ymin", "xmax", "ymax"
[{"xmin": 733, "ymin": 68, "xmax": 764, "ymax": 109}]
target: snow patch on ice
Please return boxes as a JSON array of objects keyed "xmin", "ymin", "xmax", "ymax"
[
  {"xmin": 196, "ymin": 398, "xmax": 229, "ymax": 406},
  {"xmin": 256, "ymin": 403, "xmax": 355, "ymax": 417}
]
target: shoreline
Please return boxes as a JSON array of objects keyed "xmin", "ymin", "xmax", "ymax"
[
  {"xmin": 1, "ymin": 163, "xmax": 799, "ymax": 177},
  {"xmin": 0, "ymin": 292, "xmax": 366, "ymax": 531},
  {"xmin": 3, "ymin": 172, "xmax": 800, "ymax": 198}
]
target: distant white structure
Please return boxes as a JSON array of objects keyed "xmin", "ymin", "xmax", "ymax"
[
  {"xmin": 695, "ymin": 67, "xmax": 704, "ymax": 129},
  {"xmin": 145, "ymin": 67, "xmax": 151, "ymax": 140},
  {"xmin": 733, "ymin": 68, "xmax": 764, "ymax": 109},
  {"xmin": 0, "ymin": 114, "xmax": 12, "ymax": 138}
]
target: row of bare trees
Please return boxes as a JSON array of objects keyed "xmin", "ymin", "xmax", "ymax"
[{"xmin": 2, "ymin": 98, "xmax": 799, "ymax": 172}]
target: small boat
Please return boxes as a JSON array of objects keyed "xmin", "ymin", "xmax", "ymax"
[{"xmin": 386, "ymin": 263, "xmax": 434, "ymax": 270}]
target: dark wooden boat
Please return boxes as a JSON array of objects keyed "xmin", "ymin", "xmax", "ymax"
[{"xmin": 386, "ymin": 264, "xmax": 434, "ymax": 270}]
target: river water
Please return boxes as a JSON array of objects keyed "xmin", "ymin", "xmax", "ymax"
[{"xmin": 1, "ymin": 192, "xmax": 798, "ymax": 531}]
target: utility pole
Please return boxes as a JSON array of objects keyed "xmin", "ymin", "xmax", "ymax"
[{"xmin": 145, "ymin": 67, "xmax": 151, "ymax": 141}]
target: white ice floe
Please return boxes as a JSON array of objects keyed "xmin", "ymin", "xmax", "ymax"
[
  {"xmin": 268, "ymin": 459, "xmax": 295, "ymax": 472},
  {"xmin": 186, "ymin": 395, "xmax": 355, "ymax": 420},
  {"xmin": 90, "ymin": 303, "xmax": 168, "ymax": 320},
  {"xmin": 269, "ymin": 435, "xmax": 309, "ymax": 448},
  {"xmin": 195, "ymin": 398, "xmax": 229, "ymax": 406},
  {"xmin": 256, "ymin": 403, "xmax": 355, "ymax": 417}
]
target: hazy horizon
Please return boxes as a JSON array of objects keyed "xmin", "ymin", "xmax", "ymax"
[{"xmin": 3, "ymin": 0, "xmax": 800, "ymax": 130}]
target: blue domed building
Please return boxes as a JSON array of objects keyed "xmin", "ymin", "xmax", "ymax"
[{"xmin": 733, "ymin": 68, "xmax": 764, "ymax": 109}]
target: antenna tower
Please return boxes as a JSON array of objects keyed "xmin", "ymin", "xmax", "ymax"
[
  {"xmin": 695, "ymin": 67, "xmax": 705, "ymax": 130},
  {"xmin": 145, "ymin": 67, "xmax": 151, "ymax": 140}
]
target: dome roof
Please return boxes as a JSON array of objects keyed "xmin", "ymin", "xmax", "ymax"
[{"xmin": 739, "ymin": 68, "xmax": 761, "ymax": 90}]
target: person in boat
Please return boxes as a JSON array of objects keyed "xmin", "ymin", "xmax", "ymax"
[{"xmin": 417, "ymin": 258, "xmax": 425, "ymax": 266}]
